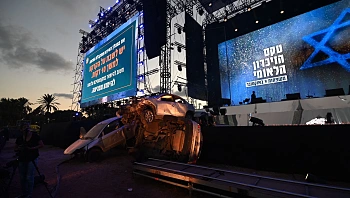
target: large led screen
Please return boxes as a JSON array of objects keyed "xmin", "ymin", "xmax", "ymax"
[
  {"xmin": 81, "ymin": 16, "xmax": 138, "ymax": 107},
  {"xmin": 218, "ymin": 0, "xmax": 350, "ymax": 104}
]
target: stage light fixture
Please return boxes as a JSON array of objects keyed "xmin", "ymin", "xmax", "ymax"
[
  {"xmin": 138, "ymin": 75, "xmax": 144, "ymax": 81},
  {"xmin": 138, "ymin": 35, "xmax": 143, "ymax": 40},
  {"xmin": 198, "ymin": 8, "xmax": 204, "ymax": 16},
  {"xmin": 116, "ymin": 0, "xmax": 120, "ymax": 3},
  {"xmin": 95, "ymin": 19, "xmax": 98, "ymax": 22},
  {"xmin": 138, "ymin": 47, "xmax": 144, "ymax": 53},
  {"xmin": 89, "ymin": 24, "xmax": 92, "ymax": 28},
  {"xmin": 177, "ymin": 27, "xmax": 182, "ymax": 34},
  {"xmin": 138, "ymin": 61, "xmax": 144, "ymax": 66},
  {"xmin": 177, "ymin": 84, "xmax": 182, "ymax": 92},
  {"xmin": 108, "ymin": 6, "xmax": 112, "ymax": 11},
  {"xmin": 95, "ymin": 36, "xmax": 102, "ymax": 41},
  {"xmin": 280, "ymin": 10, "xmax": 284, "ymax": 14},
  {"xmin": 106, "ymin": 26, "xmax": 113, "ymax": 33},
  {"xmin": 178, "ymin": 65, "xmax": 182, "ymax": 71},
  {"xmin": 209, "ymin": 2, "xmax": 212, "ymax": 7},
  {"xmin": 139, "ymin": 23, "xmax": 144, "ymax": 29},
  {"xmin": 255, "ymin": 20, "xmax": 259, "ymax": 23},
  {"xmin": 235, "ymin": 28, "xmax": 238, "ymax": 32},
  {"xmin": 80, "ymin": 48, "xmax": 86, "ymax": 53},
  {"xmin": 224, "ymin": 10, "xmax": 228, "ymax": 22},
  {"xmin": 177, "ymin": 46, "xmax": 181, "ymax": 52},
  {"xmin": 136, "ymin": 4, "xmax": 143, "ymax": 12},
  {"xmin": 120, "ymin": 15, "xmax": 127, "ymax": 23}
]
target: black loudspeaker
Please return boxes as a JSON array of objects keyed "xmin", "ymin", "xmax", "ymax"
[
  {"xmin": 286, "ymin": 93, "xmax": 301, "ymax": 100},
  {"xmin": 185, "ymin": 13, "xmax": 206, "ymax": 101},
  {"xmin": 142, "ymin": 0, "xmax": 166, "ymax": 59},
  {"xmin": 325, "ymin": 88, "xmax": 345, "ymax": 97}
]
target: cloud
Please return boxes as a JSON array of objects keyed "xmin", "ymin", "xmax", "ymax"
[
  {"xmin": 0, "ymin": 23, "xmax": 73, "ymax": 71},
  {"xmin": 54, "ymin": 93, "xmax": 73, "ymax": 99},
  {"xmin": 40, "ymin": 0, "xmax": 101, "ymax": 15}
]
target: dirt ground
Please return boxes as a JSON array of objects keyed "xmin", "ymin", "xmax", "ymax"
[{"xmin": 0, "ymin": 139, "xmax": 216, "ymax": 198}]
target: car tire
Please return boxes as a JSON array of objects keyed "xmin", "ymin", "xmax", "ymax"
[
  {"xmin": 87, "ymin": 148, "xmax": 102, "ymax": 162},
  {"xmin": 144, "ymin": 109, "xmax": 155, "ymax": 123}
]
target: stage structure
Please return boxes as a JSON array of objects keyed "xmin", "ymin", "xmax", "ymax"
[
  {"xmin": 71, "ymin": 0, "xmax": 278, "ymax": 110},
  {"xmin": 71, "ymin": 0, "xmax": 146, "ymax": 110},
  {"xmin": 71, "ymin": 0, "xmax": 203, "ymax": 110},
  {"xmin": 203, "ymin": 0, "xmax": 347, "ymax": 107}
]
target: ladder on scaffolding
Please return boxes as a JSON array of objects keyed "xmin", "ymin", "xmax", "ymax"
[{"xmin": 133, "ymin": 158, "xmax": 350, "ymax": 198}]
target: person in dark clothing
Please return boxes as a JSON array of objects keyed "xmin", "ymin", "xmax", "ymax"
[
  {"xmin": 15, "ymin": 124, "xmax": 44, "ymax": 198},
  {"xmin": 251, "ymin": 91, "xmax": 257, "ymax": 103}
]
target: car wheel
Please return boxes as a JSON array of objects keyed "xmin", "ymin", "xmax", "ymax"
[
  {"xmin": 144, "ymin": 109, "xmax": 154, "ymax": 123},
  {"xmin": 86, "ymin": 148, "xmax": 102, "ymax": 162}
]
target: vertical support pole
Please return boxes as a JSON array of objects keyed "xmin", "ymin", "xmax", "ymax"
[{"xmin": 159, "ymin": 0, "xmax": 172, "ymax": 94}]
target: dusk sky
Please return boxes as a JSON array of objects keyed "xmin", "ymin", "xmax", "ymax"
[
  {"xmin": 0, "ymin": 0, "xmax": 120, "ymax": 110},
  {"xmin": 0, "ymin": 0, "xmax": 206, "ymax": 111}
]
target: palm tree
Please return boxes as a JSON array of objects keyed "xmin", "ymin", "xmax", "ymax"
[{"xmin": 37, "ymin": 94, "xmax": 60, "ymax": 113}]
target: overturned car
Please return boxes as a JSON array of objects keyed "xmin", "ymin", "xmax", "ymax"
[{"xmin": 64, "ymin": 95, "xmax": 203, "ymax": 164}]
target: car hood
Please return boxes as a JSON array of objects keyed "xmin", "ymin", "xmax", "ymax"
[{"xmin": 64, "ymin": 139, "xmax": 92, "ymax": 155}]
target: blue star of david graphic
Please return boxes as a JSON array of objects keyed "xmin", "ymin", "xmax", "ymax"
[{"xmin": 300, "ymin": 8, "xmax": 350, "ymax": 72}]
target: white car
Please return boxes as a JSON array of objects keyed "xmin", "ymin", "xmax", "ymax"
[
  {"xmin": 64, "ymin": 116, "xmax": 136, "ymax": 162},
  {"xmin": 64, "ymin": 115, "xmax": 203, "ymax": 164},
  {"xmin": 139, "ymin": 94, "xmax": 195, "ymax": 123}
]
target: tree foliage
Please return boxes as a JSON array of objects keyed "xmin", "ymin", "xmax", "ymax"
[
  {"xmin": 37, "ymin": 94, "xmax": 60, "ymax": 114},
  {"xmin": 0, "ymin": 97, "xmax": 32, "ymax": 126}
]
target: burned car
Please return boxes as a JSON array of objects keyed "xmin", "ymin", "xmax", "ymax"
[
  {"xmin": 64, "ymin": 116, "xmax": 137, "ymax": 162},
  {"xmin": 138, "ymin": 94, "xmax": 195, "ymax": 123},
  {"xmin": 119, "ymin": 96, "xmax": 202, "ymax": 163},
  {"xmin": 65, "ymin": 95, "xmax": 203, "ymax": 164}
]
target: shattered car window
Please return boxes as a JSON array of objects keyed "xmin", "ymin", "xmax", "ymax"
[{"xmin": 83, "ymin": 123, "xmax": 107, "ymax": 139}]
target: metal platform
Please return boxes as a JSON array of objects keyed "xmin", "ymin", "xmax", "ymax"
[{"xmin": 133, "ymin": 158, "xmax": 350, "ymax": 198}]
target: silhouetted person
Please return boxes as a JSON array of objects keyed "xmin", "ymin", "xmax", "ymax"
[
  {"xmin": 325, "ymin": 112, "xmax": 334, "ymax": 124},
  {"xmin": 15, "ymin": 124, "xmax": 44, "ymax": 198},
  {"xmin": 251, "ymin": 91, "xmax": 257, "ymax": 104}
]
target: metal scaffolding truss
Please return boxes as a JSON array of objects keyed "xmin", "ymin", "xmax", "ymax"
[
  {"xmin": 71, "ymin": 0, "xmax": 144, "ymax": 111},
  {"xmin": 202, "ymin": 0, "xmax": 271, "ymax": 27},
  {"xmin": 159, "ymin": 0, "xmax": 200, "ymax": 94}
]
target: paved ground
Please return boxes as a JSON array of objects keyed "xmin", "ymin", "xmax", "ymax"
[
  {"xmin": 0, "ymin": 139, "xmax": 215, "ymax": 198},
  {"xmin": 2, "ymin": 139, "xmax": 350, "ymax": 198}
]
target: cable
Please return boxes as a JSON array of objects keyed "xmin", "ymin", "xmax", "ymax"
[{"xmin": 50, "ymin": 157, "xmax": 74, "ymax": 198}]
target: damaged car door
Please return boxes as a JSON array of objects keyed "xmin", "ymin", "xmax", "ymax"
[{"xmin": 101, "ymin": 119, "xmax": 125, "ymax": 151}]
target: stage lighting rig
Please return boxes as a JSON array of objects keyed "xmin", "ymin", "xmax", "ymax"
[
  {"xmin": 80, "ymin": 0, "xmax": 143, "ymax": 54},
  {"xmin": 173, "ymin": 41, "xmax": 186, "ymax": 53}
]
